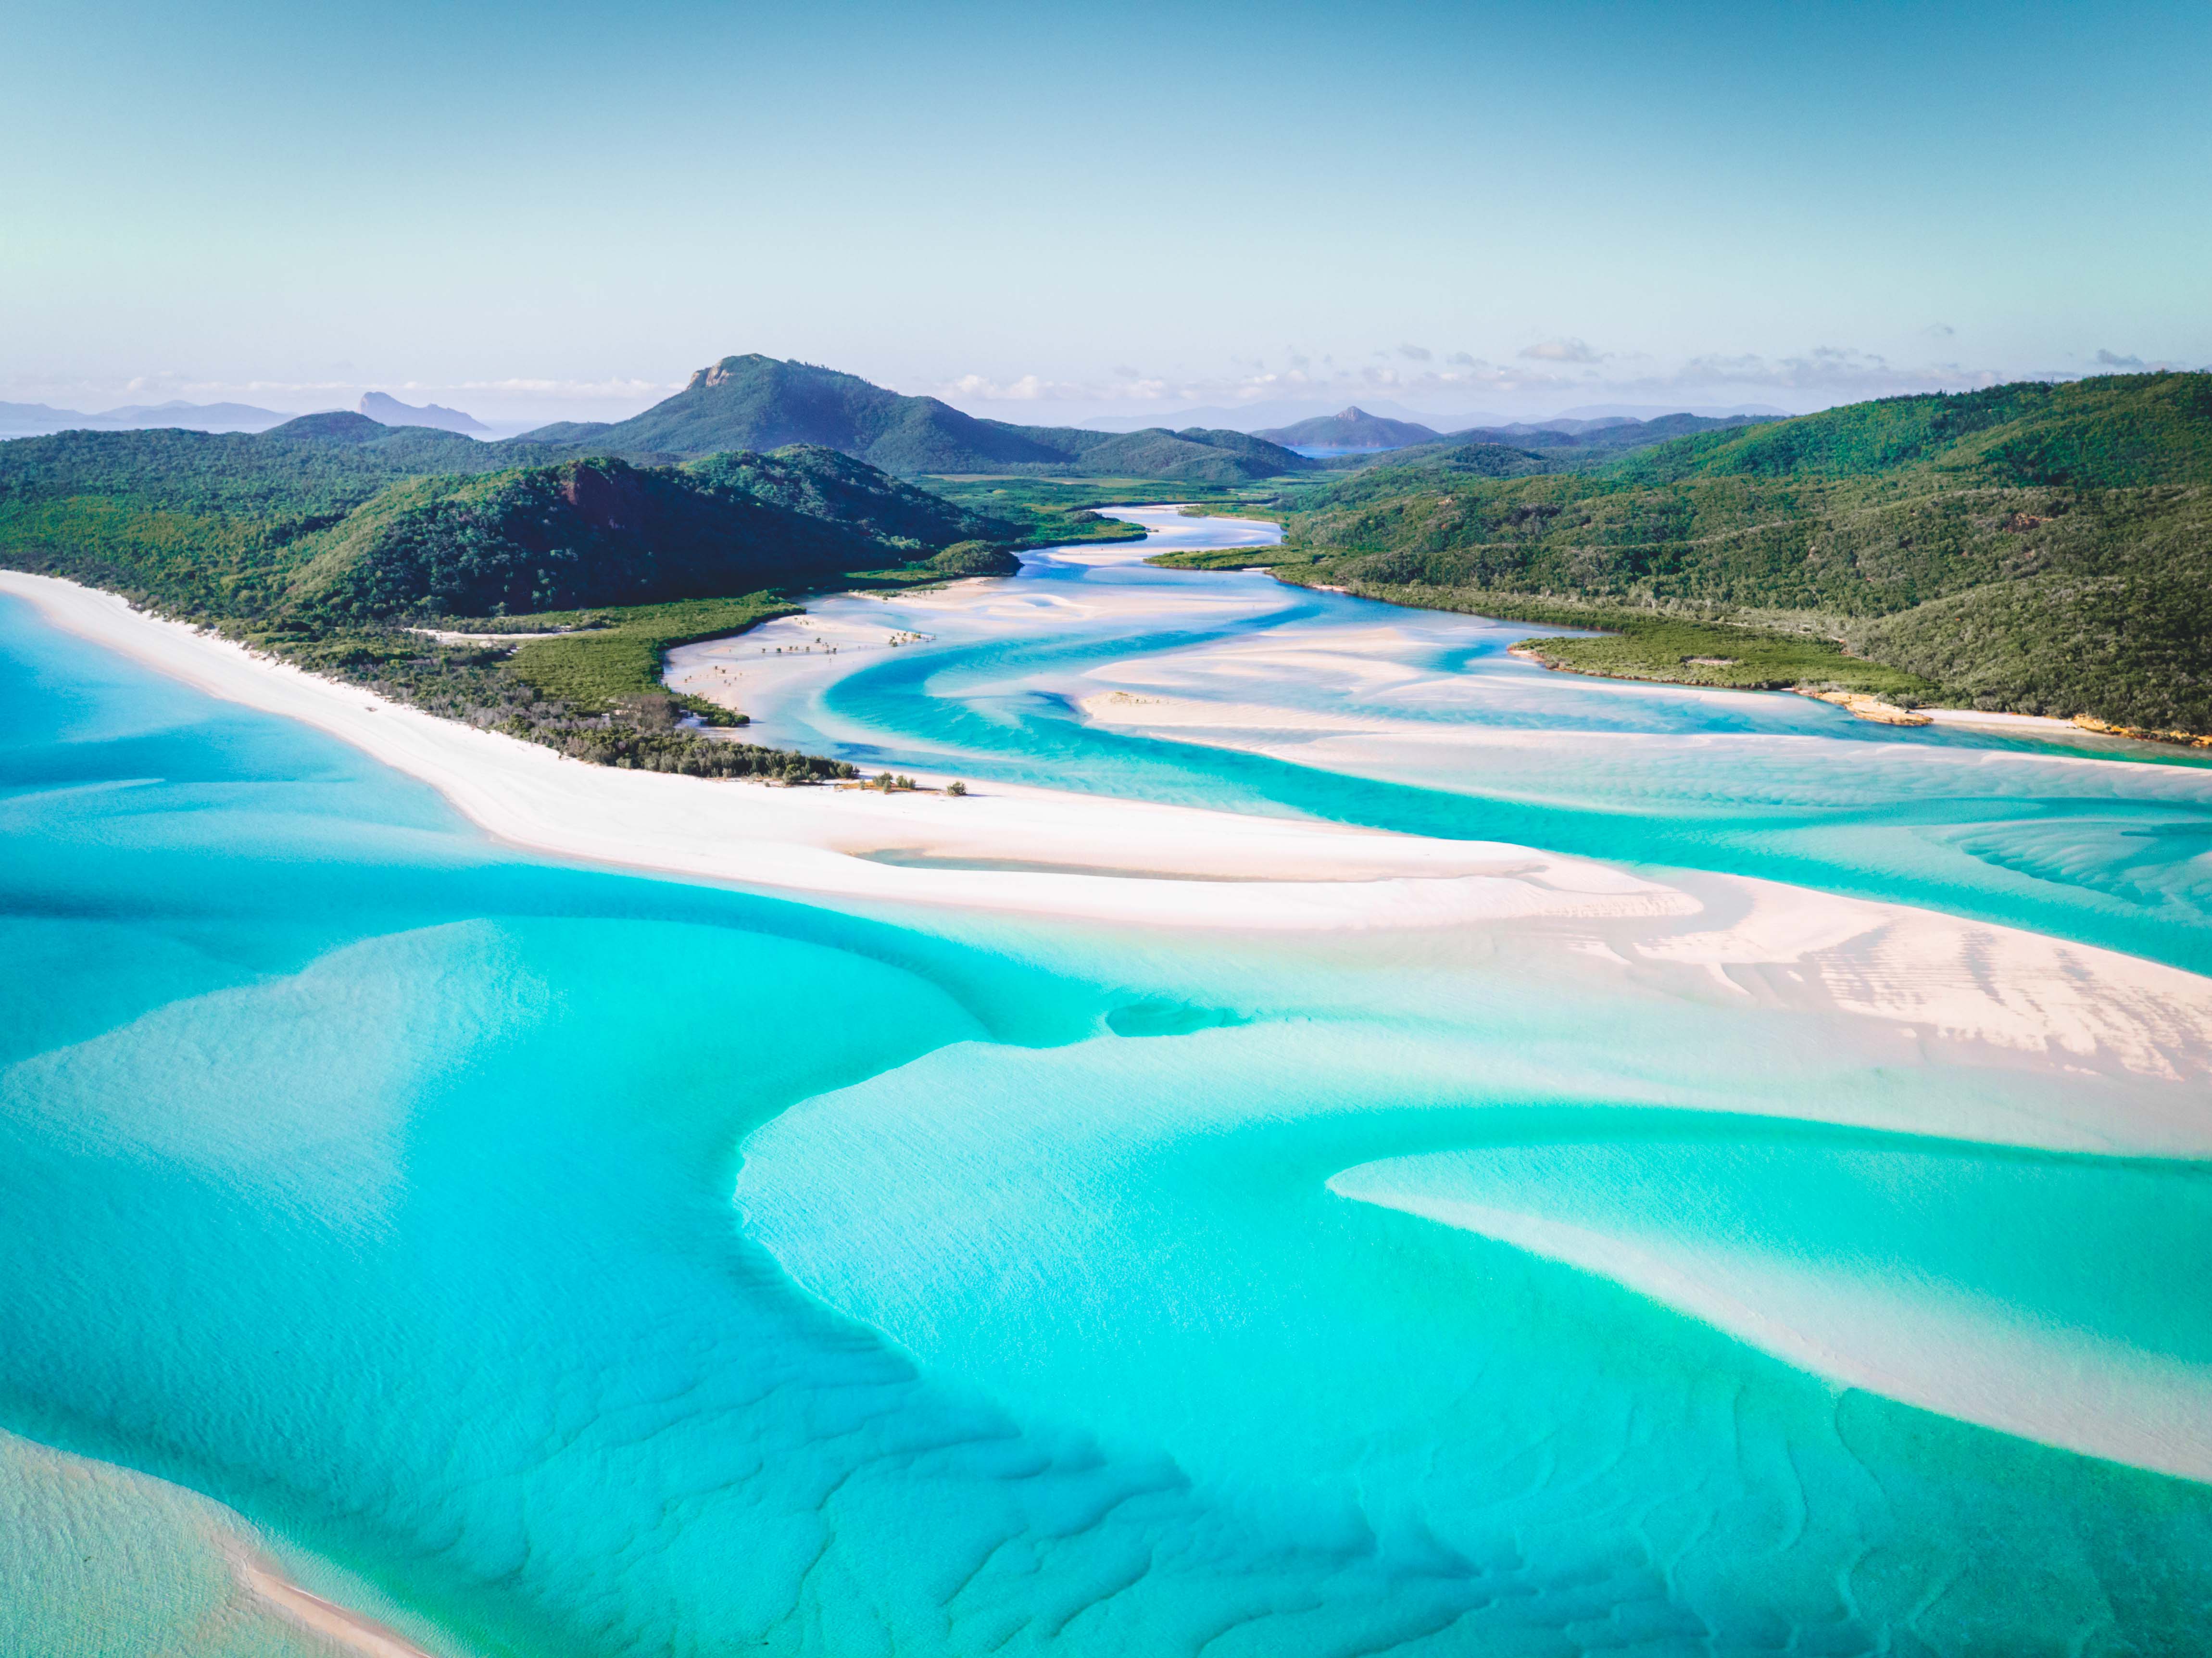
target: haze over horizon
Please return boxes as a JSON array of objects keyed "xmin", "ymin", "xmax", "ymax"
[{"xmin": 8, "ymin": 0, "xmax": 2207, "ymax": 429}]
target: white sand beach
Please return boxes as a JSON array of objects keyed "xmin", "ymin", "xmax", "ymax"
[
  {"xmin": 0, "ymin": 573, "xmax": 1677, "ymax": 933},
  {"xmin": 9, "ymin": 570, "xmax": 2212, "ymax": 1148}
]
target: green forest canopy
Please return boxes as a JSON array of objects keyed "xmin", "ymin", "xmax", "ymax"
[{"xmin": 1207, "ymin": 374, "xmax": 2212, "ymax": 733}]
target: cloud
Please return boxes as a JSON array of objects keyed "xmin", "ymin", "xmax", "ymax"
[
  {"xmin": 2095, "ymin": 349, "xmax": 2148, "ymax": 370},
  {"xmin": 11, "ymin": 369, "xmax": 680, "ymax": 412},
  {"xmin": 942, "ymin": 372, "xmax": 1095, "ymax": 402},
  {"xmin": 1648, "ymin": 346, "xmax": 2008, "ymax": 398},
  {"xmin": 1924, "ymin": 323, "xmax": 1957, "ymax": 339},
  {"xmin": 922, "ymin": 338, "xmax": 2082, "ymax": 423},
  {"xmin": 1397, "ymin": 343, "xmax": 1433, "ymax": 362},
  {"xmin": 1518, "ymin": 338, "xmax": 1604, "ymax": 364}
]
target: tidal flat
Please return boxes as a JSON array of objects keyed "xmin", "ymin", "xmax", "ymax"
[{"xmin": 4, "ymin": 511, "xmax": 2212, "ymax": 1656}]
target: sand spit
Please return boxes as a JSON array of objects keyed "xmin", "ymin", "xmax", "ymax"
[
  {"xmin": 1078, "ymin": 689, "xmax": 1406, "ymax": 736},
  {"xmin": 9, "ymin": 571, "xmax": 2210, "ymax": 1124},
  {"xmin": 1331, "ymin": 1169, "xmax": 2212, "ymax": 1485},
  {"xmin": 1794, "ymin": 687, "xmax": 1931, "ymax": 726},
  {"xmin": 1636, "ymin": 878, "xmax": 2212, "ymax": 1104},
  {"xmin": 230, "ymin": 1548, "xmax": 439, "ymax": 1658},
  {"xmin": 0, "ymin": 574, "xmax": 1681, "ymax": 933}
]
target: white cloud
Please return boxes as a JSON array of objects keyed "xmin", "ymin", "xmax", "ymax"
[
  {"xmin": 1518, "ymin": 338, "xmax": 1604, "ymax": 364},
  {"xmin": 1654, "ymin": 347, "xmax": 2003, "ymax": 397}
]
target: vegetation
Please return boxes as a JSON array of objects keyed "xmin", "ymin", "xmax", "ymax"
[
  {"xmin": 1144, "ymin": 543, "xmax": 1309, "ymax": 571},
  {"xmin": 489, "ymin": 595, "xmax": 800, "ymax": 717},
  {"xmin": 0, "ymin": 423, "xmax": 1029, "ymax": 777},
  {"xmin": 1425, "ymin": 412, "xmax": 1773, "ymax": 467},
  {"xmin": 1354, "ymin": 589, "xmax": 1931, "ymax": 697},
  {"xmin": 219, "ymin": 613, "xmax": 851, "ymax": 780},
  {"xmin": 1206, "ymin": 374, "xmax": 2212, "ymax": 733}
]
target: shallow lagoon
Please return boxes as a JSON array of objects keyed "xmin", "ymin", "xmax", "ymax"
[
  {"xmin": 696, "ymin": 509, "xmax": 2212, "ymax": 974},
  {"xmin": 7, "ymin": 519, "xmax": 2212, "ymax": 1656}
]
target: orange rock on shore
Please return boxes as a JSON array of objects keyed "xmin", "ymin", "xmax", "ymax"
[
  {"xmin": 2072, "ymin": 715, "xmax": 2212, "ymax": 749},
  {"xmin": 1794, "ymin": 688, "xmax": 1932, "ymax": 727}
]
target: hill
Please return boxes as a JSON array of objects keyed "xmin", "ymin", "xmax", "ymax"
[
  {"xmin": 1254, "ymin": 407, "xmax": 1441, "ymax": 451},
  {"xmin": 1231, "ymin": 373, "xmax": 2212, "ymax": 734},
  {"xmin": 0, "ymin": 398, "xmax": 292, "ymax": 438},
  {"xmin": 1426, "ymin": 412, "xmax": 1773, "ymax": 465},
  {"xmin": 513, "ymin": 354, "xmax": 1312, "ymax": 480},
  {"xmin": 286, "ymin": 457, "xmax": 912, "ymax": 621},
  {"xmin": 0, "ymin": 423, "xmax": 1009, "ymax": 623},
  {"xmin": 986, "ymin": 421, "xmax": 1311, "ymax": 482},
  {"xmin": 359, "ymin": 391, "xmax": 488, "ymax": 434},
  {"xmin": 0, "ymin": 429, "xmax": 1037, "ymax": 781}
]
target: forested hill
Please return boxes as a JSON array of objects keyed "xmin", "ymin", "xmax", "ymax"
[
  {"xmin": 0, "ymin": 426, "xmax": 1047, "ymax": 780},
  {"xmin": 518, "ymin": 354, "xmax": 1313, "ymax": 481},
  {"xmin": 0, "ymin": 424, "xmax": 1012, "ymax": 623},
  {"xmin": 1256, "ymin": 373, "xmax": 2212, "ymax": 734},
  {"xmin": 1325, "ymin": 412, "xmax": 1775, "ymax": 474}
]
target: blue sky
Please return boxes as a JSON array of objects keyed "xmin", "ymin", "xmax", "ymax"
[{"xmin": 6, "ymin": 0, "xmax": 2207, "ymax": 424}]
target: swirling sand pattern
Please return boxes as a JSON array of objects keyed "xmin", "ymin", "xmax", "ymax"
[{"xmin": 4, "ymin": 511, "xmax": 2212, "ymax": 1657}]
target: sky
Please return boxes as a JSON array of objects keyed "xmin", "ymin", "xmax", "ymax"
[{"xmin": 5, "ymin": 0, "xmax": 2208, "ymax": 428}]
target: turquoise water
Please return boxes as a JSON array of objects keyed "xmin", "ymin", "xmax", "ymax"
[
  {"xmin": 729, "ymin": 511, "xmax": 2212, "ymax": 976},
  {"xmin": 5, "ymin": 553, "xmax": 2212, "ymax": 1657}
]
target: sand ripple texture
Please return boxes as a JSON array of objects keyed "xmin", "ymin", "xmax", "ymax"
[{"xmin": 6, "ymin": 513, "xmax": 2212, "ymax": 1658}]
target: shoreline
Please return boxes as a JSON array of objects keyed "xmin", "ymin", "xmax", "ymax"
[
  {"xmin": 8, "ymin": 569, "xmax": 2212, "ymax": 1141},
  {"xmin": 0, "ymin": 572, "xmax": 1682, "ymax": 934},
  {"xmin": 228, "ymin": 1545, "xmax": 441, "ymax": 1658},
  {"xmin": 1358, "ymin": 603, "xmax": 2212, "ymax": 751}
]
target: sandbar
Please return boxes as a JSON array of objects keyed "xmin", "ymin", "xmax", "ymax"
[
  {"xmin": 8, "ymin": 570, "xmax": 2210, "ymax": 1143},
  {"xmin": 0, "ymin": 573, "xmax": 1678, "ymax": 933}
]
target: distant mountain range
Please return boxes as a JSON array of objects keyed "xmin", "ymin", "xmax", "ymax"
[
  {"xmin": 1078, "ymin": 400, "xmax": 1798, "ymax": 440},
  {"xmin": 1254, "ymin": 407, "xmax": 1443, "ymax": 452},
  {"xmin": 1077, "ymin": 399, "xmax": 1513, "ymax": 435},
  {"xmin": 1241, "ymin": 405, "xmax": 1780, "ymax": 459},
  {"xmin": 358, "ymin": 391, "xmax": 488, "ymax": 434},
  {"xmin": 1550, "ymin": 402, "xmax": 1796, "ymax": 421},
  {"xmin": 0, "ymin": 399, "xmax": 292, "ymax": 438},
  {"xmin": 514, "ymin": 356, "xmax": 1311, "ymax": 481}
]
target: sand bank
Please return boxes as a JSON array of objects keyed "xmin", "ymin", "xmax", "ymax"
[
  {"xmin": 0, "ymin": 1423, "xmax": 445, "ymax": 1658},
  {"xmin": 1332, "ymin": 1163, "xmax": 2212, "ymax": 1484},
  {"xmin": 0, "ymin": 574, "xmax": 1680, "ymax": 933},
  {"xmin": 231, "ymin": 1549, "xmax": 439, "ymax": 1658},
  {"xmin": 10, "ymin": 572, "xmax": 2210, "ymax": 1116}
]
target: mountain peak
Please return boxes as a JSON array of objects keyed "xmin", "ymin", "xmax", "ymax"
[
  {"xmin": 358, "ymin": 391, "xmax": 487, "ymax": 435},
  {"xmin": 1254, "ymin": 406, "xmax": 1442, "ymax": 452},
  {"xmin": 686, "ymin": 354, "xmax": 787, "ymax": 392}
]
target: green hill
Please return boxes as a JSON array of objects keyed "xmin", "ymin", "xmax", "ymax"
[
  {"xmin": 0, "ymin": 422, "xmax": 1010, "ymax": 622},
  {"xmin": 283, "ymin": 457, "xmax": 895, "ymax": 622},
  {"xmin": 0, "ymin": 430, "xmax": 1033, "ymax": 779},
  {"xmin": 513, "ymin": 354, "xmax": 1313, "ymax": 479},
  {"xmin": 980, "ymin": 421, "xmax": 1310, "ymax": 482},
  {"xmin": 1240, "ymin": 373, "xmax": 2212, "ymax": 734}
]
